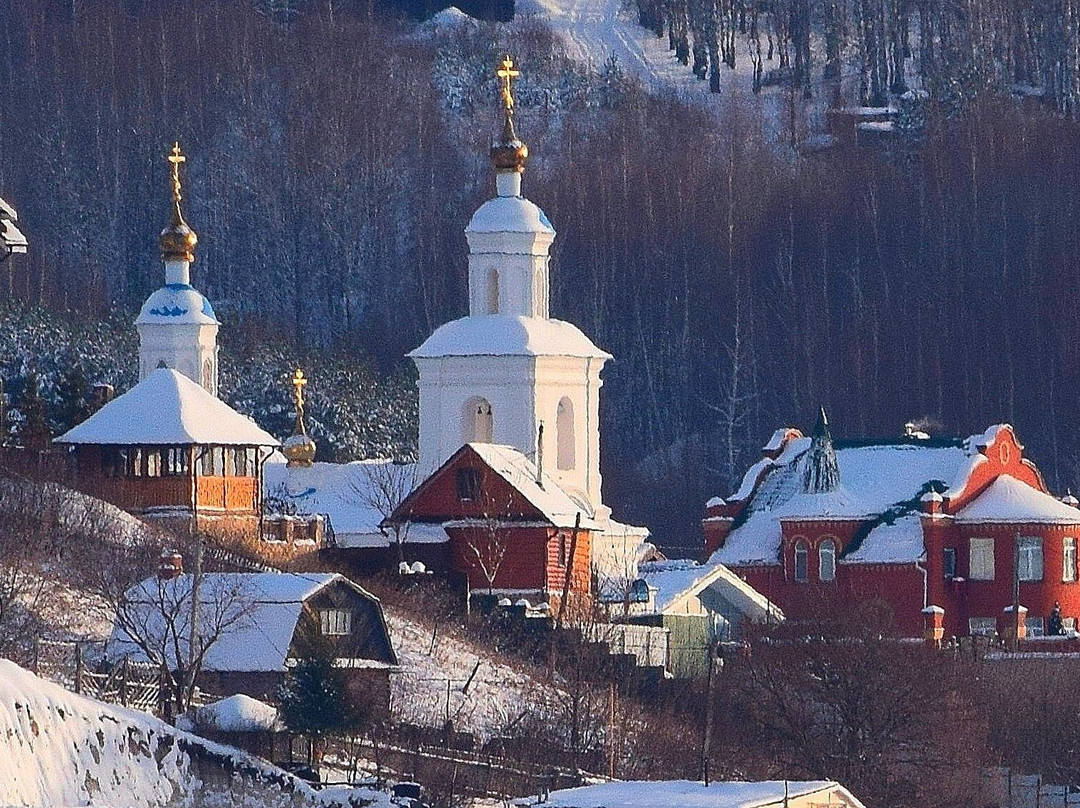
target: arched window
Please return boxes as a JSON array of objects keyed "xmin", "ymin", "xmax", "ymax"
[
  {"xmin": 819, "ymin": 539, "xmax": 836, "ymax": 582},
  {"xmin": 462, "ymin": 397, "xmax": 494, "ymax": 444},
  {"xmin": 487, "ymin": 268, "xmax": 500, "ymax": 314},
  {"xmin": 556, "ymin": 397, "xmax": 575, "ymax": 470},
  {"xmin": 794, "ymin": 540, "xmax": 809, "ymax": 582}
]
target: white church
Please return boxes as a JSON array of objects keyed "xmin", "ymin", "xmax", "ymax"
[{"xmin": 266, "ymin": 59, "xmax": 649, "ymax": 596}]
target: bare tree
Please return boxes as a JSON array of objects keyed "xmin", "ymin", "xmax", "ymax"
[
  {"xmin": 355, "ymin": 461, "xmax": 418, "ymax": 565},
  {"xmin": 463, "ymin": 489, "xmax": 515, "ymax": 598},
  {"xmin": 101, "ymin": 548, "xmax": 257, "ymax": 714}
]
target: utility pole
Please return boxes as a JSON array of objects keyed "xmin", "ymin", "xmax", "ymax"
[
  {"xmin": 1011, "ymin": 530, "xmax": 1021, "ymax": 653},
  {"xmin": 701, "ymin": 640, "xmax": 723, "ymax": 785}
]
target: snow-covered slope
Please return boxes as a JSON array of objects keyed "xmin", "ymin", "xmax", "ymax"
[
  {"xmin": 519, "ymin": 0, "xmax": 769, "ymax": 102},
  {"xmin": 385, "ymin": 608, "xmax": 557, "ymax": 741},
  {"xmin": 0, "ymin": 660, "xmax": 387, "ymax": 808}
]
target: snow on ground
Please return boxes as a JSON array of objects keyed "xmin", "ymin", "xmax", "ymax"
[
  {"xmin": 517, "ymin": 0, "xmax": 784, "ymax": 109},
  {"xmin": 0, "ymin": 659, "xmax": 392, "ymax": 808},
  {"xmin": 384, "ymin": 606, "xmax": 555, "ymax": 741}
]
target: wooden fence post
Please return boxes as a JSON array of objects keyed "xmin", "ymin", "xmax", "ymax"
[
  {"xmin": 74, "ymin": 644, "xmax": 83, "ymax": 695},
  {"xmin": 120, "ymin": 657, "xmax": 130, "ymax": 707}
]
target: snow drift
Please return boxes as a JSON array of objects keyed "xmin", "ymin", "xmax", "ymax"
[{"xmin": 0, "ymin": 659, "xmax": 386, "ymax": 808}]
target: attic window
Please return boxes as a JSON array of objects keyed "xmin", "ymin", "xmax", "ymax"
[
  {"xmin": 457, "ymin": 468, "xmax": 482, "ymax": 502},
  {"xmin": 320, "ymin": 609, "xmax": 352, "ymax": 636}
]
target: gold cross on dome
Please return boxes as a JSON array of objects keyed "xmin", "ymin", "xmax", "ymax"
[
  {"xmin": 292, "ymin": 368, "xmax": 308, "ymax": 408},
  {"xmin": 496, "ymin": 56, "xmax": 519, "ymax": 112},
  {"xmin": 167, "ymin": 142, "xmax": 186, "ymax": 204}
]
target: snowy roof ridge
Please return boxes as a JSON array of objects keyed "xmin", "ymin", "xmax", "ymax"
[
  {"xmin": 526, "ymin": 779, "xmax": 864, "ymax": 808},
  {"xmin": 641, "ymin": 559, "xmax": 783, "ymax": 620},
  {"xmin": 466, "ymin": 442, "xmax": 600, "ymax": 529},
  {"xmin": 56, "ymin": 368, "xmax": 279, "ymax": 447},
  {"xmin": 954, "ymin": 474, "xmax": 1080, "ymax": 525}
]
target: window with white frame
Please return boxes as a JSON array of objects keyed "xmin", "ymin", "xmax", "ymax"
[
  {"xmin": 1025, "ymin": 617, "xmax": 1045, "ymax": 638},
  {"xmin": 819, "ymin": 540, "xmax": 836, "ymax": 582},
  {"xmin": 969, "ymin": 617, "xmax": 997, "ymax": 636},
  {"xmin": 319, "ymin": 609, "xmax": 352, "ymax": 636},
  {"xmin": 1018, "ymin": 536, "xmax": 1043, "ymax": 582},
  {"xmin": 969, "ymin": 538, "xmax": 995, "ymax": 581},
  {"xmin": 1064, "ymin": 617, "xmax": 1077, "ymax": 633},
  {"xmin": 794, "ymin": 541, "xmax": 808, "ymax": 583},
  {"xmin": 1065, "ymin": 538, "xmax": 1077, "ymax": 582}
]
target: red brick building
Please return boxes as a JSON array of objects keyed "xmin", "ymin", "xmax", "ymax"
[
  {"xmin": 703, "ymin": 413, "xmax": 1080, "ymax": 639},
  {"xmin": 392, "ymin": 442, "xmax": 596, "ymax": 613}
]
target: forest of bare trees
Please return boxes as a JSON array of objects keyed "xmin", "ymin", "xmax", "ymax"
[
  {"xmin": 635, "ymin": 0, "xmax": 1080, "ymax": 114},
  {"xmin": 3, "ymin": 0, "xmax": 1080, "ymax": 545}
]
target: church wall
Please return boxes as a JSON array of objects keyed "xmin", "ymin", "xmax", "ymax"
[
  {"xmin": 416, "ymin": 355, "xmax": 537, "ymax": 477},
  {"xmin": 138, "ymin": 322, "xmax": 219, "ymax": 394},
  {"xmin": 533, "ymin": 356, "xmax": 604, "ymax": 508}
]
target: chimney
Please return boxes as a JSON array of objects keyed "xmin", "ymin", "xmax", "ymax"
[
  {"xmin": 536, "ymin": 422, "xmax": 544, "ymax": 488},
  {"xmin": 91, "ymin": 383, "xmax": 115, "ymax": 412},
  {"xmin": 158, "ymin": 550, "xmax": 183, "ymax": 580}
]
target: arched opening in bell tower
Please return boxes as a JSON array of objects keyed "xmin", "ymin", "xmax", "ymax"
[
  {"xmin": 463, "ymin": 397, "xmax": 494, "ymax": 444},
  {"xmin": 556, "ymin": 397, "xmax": 575, "ymax": 470}
]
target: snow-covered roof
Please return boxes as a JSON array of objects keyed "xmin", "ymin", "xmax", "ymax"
[
  {"xmin": 640, "ymin": 560, "xmax": 783, "ymax": 621},
  {"xmin": 56, "ymin": 368, "xmax": 279, "ymax": 447},
  {"xmin": 0, "ymin": 196, "xmax": 27, "ymax": 254},
  {"xmin": 464, "ymin": 443, "xmax": 600, "ymax": 529},
  {"xmin": 195, "ymin": 694, "xmax": 281, "ymax": 733},
  {"xmin": 466, "ymin": 195, "xmax": 555, "ymax": 234},
  {"xmin": 714, "ymin": 441, "xmax": 968, "ymax": 566},
  {"xmin": 107, "ymin": 572, "xmax": 388, "ymax": 672},
  {"xmin": 263, "ymin": 459, "xmax": 449, "ymax": 548},
  {"xmin": 955, "ymin": 475, "xmax": 1080, "ymax": 525},
  {"xmin": 845, "ymin": 514, "xmax": 925, "ymax": 564},
  {"xmin": 409, "ymin": 314, "xmax": 611, "ymax": 360},
  {"xmin": 136, "ymin": 283, "xmax": 219, "ymax": 325},
  {"xmin": 526, "ymin": 779, "xmax": 864, "ymax": 808}
]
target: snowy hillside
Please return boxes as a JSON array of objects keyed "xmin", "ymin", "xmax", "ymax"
[
  {"xmin": 0, "ymin": 659, "xmax": 391, "ymax": 808},
  {"xmin": 386, "ymin": 608, "xmax": 558, "ymax": 741},
  {"xmin": 519, "ymin": 0, "xmax": 770, "ymax": 102}
]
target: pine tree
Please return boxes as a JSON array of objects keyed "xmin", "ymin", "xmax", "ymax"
[
  {"xmin": 278, "ymin": 628, "xmax": 367, "ymax": 764},
  {"xmin": 18, "ymin": 372, "xmax": 50, "ymax": 451},
  {"xmin": 56, "ymin": 365, "xmax": 91, "ymax": 432}
]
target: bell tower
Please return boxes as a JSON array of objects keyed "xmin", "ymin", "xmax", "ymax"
[
  {"xmin": 409, "ymin": 58, "xmax": 610, "ymax": 515},
  {"xmin": 136, "ymin": 142, "xmax": 220, "ymax": 395}
]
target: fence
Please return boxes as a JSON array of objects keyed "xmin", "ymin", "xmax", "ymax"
[
  {"xmin": 987, "ymin": 768, "xmax": 1080, "ymax": 807},
  {"xmin": 584, "ymin": 622, "xmax": 670, "ymax": 669}
]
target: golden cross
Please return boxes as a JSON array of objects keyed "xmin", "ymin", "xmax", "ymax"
[
  {"xmin": 496, "ymin": 56, "xmax": 519, "ymax": 112},
  {"xmin": 292, "ymin": 368, "xmax": 308, "ymax": 409},
  {"xmin": 292, "ymin": 369, "xmax": 308, "ymax": 434},
  {"xmin": 167, "ymin": 142, "xmax": 186, "ymax": 205}
]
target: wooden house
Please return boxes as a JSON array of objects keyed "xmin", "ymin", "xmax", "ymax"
[{"xmin": 55, "ymin": 367, "xmax": 279, "ymax": 543}]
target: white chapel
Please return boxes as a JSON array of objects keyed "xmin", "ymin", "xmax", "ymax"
[
  {"xmin": 135, "ymin": 143, "xmax": 220, "ymax": 395},
  {"xmin": 409, "ymin": 60, "xmax": 612, "ymax": 520}
]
